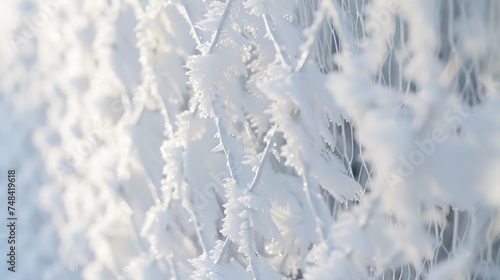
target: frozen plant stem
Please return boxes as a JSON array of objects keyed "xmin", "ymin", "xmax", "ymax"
[
  {"xmin": 262, "ymin": 13, "xmax": 291, "ymax": 68},
  {"xmin": 207, "ymin": 0, "xmax": 235, "ymax": 54},
  {"xmin": 301, "ymin": 172, "xmax": 325, "ymax": 241},
  {"xmin": 248, "ymin": 125, "xmax": 278, "ymax": 192},
  {"xmin": 215, "ymin": 117, "xmax": 243, "ymax": 185},
  {"xmin": 184, "ymin": 202, "xmax": 212, "ymax": 254},
  {"xmin": 175, "ymin": 0, "xmax": 235, "ymax": 257},
  {"xmin": 241, "ymin": 218, "xmax": 262, "ymax": 280},
  {"xmin": 175, "ymin": 3, "xmax": 202, "ymax": 48},
  {"xmin": 215, "ymin": 124, "xmax": 278, "ymax": 265}
]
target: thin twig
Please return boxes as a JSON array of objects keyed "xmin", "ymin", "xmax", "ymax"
[
  {"xmin": 207, "ymin": 0, "xmax": 235, "ymax": 54},
  {"xmin": 301, "ymin": 172, "xmax": 325, "ymax": 242},
  {"xmin": 214, "ymin": 124, "xmax": 278, "ymax": 264},
  {"xmin": 175, "ymin": 3, "xmax": 202, "ymax": 48},
  {"xmin": 262, "ymin": 14, "xmax": 291, "ymax": 68}
]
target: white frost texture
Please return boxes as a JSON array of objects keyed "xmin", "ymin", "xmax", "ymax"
[{"xmin": 1, "ymin": 0, "xmax": 500, "ymax": 279}]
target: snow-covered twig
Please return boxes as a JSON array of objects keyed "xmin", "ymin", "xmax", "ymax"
[
  {"xmin": 207, "ymin": 0, "xmax": 235, "ymax": 54},
  {"xmin": 214, "ymin": 124, "xmax": 278, "ymax": 264}
]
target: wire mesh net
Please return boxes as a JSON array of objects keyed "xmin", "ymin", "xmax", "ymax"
[{"xmin": 307, "ymin": 0, "xmax": 500, "ymax": 279}]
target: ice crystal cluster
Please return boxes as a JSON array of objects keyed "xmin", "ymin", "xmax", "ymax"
[{"xmin": 1, "ymin": 0, "xmax": 500, "ymax": 279}]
